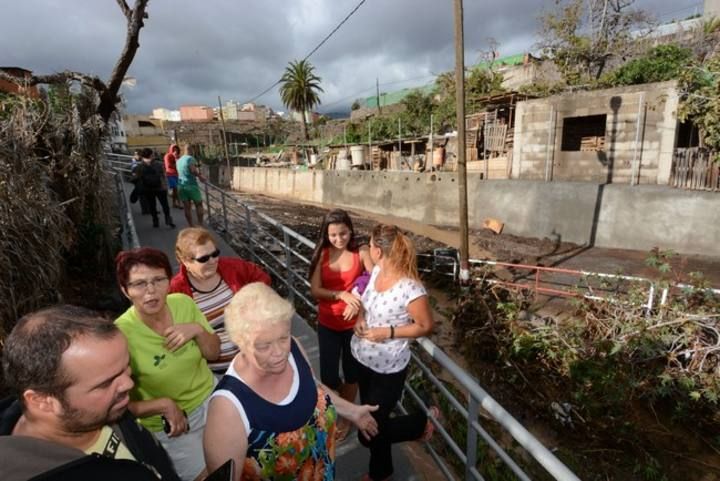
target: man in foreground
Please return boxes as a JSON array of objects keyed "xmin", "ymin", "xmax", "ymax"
[{"xmin": 0, "ymin": 305, "xmax": 180, "ymax": 481}]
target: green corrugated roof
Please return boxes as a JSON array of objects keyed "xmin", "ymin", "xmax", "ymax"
[
  {"xmin": 363, "ymin": 83, "xmax": 435, "ymax": 108},
  {"xmin": 362, "ymin": 53, "xmax": 526, "ymax": 108}
]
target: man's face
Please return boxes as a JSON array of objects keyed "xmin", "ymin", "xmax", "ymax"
[{"xmin": 56, "ymin": 333, "xmax": 134, "ymax": 433}]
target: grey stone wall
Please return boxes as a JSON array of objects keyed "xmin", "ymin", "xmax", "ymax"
[{"xmin": 232, "ymin": 168, "xmax": 720, "ymax": 256}]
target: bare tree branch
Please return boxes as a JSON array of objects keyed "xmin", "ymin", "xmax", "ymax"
[
  {"xmin": 98, "ymin": 0, "xmax": 150, "ymax": 122},
  {"xmin": 116, "ymin": 0, "xmax": 132, "ymax": 20},
  {"xmin": 0, "ymin": 69, "xmax": 107, "ymax": 93}
]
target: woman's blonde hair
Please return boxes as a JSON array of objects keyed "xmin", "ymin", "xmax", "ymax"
[
  {"xmin": 371, "ymin": 224, "xmax": 419, "ymax": 281},
  {"xmin": 175, "ymin": 227, "xmax": 215, "ymax": 263},
  {"xmin": 224, "ymin": 283, "xmax": 294, "ymax": 347}
]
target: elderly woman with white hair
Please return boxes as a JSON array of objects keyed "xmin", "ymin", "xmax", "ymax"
[{"xmin": 203, "ymin": 283, "xmax": 379, "ymax": 480}]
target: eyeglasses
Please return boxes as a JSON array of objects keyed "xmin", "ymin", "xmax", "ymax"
[
  {"xmin": 193, "ymin": 249, "xmax": 220, "ymax": 264},
  {"xmin": 127, "ymin": 276, "xmax": 169, "ymax": 291}
]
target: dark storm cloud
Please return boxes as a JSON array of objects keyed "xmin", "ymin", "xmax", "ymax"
[{"xmin": 1, "ymin": 0, "xmax": 692, "ymax": 114}]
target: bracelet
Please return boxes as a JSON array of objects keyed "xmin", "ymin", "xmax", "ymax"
[{"xmin": 390, "ymin": 325, "xmax": 395, "ymax": 339}]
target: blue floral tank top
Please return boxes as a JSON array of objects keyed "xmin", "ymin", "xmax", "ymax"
[{"xmin": 214, "ymin": 339, "xmax": 337, "ymax": 481}]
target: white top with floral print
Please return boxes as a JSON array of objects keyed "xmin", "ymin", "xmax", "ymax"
[{"xmin": 351, "ymin": 265, "xmax": 427, "ymax": 374}]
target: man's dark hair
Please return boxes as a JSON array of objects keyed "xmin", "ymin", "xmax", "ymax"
[
  {"xmin": 141, "ymin": 147, "xmax": 153, "ymax": 159},
  {"xmin": 2, "ymin": 305, "xmax": 119, "ymax": 407}
]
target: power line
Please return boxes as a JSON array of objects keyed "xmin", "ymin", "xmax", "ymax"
[
  {"xmin": 303, "ymin": 0, "xmax": 367, "ymax": 61},
  {"xmin": 321, "ymin": 75, "xmax": 437, "ymax": 109},
  {"xmin": 243, "ymin": 0, "xmax": 368, "ymax": 106}
]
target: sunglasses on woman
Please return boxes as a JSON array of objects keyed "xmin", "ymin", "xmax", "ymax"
[{"xmin": 194, "ymin": 248, "xmax": 220, "ymax": 263}]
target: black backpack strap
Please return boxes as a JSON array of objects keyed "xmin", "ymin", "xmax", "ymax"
[
  {"xmin": 115, "ymin": 413, "xmax": 180, "ymax": 481},
  {"xmin": 30, "ymin": 453, "xmax": 160, "ymax": 481}
]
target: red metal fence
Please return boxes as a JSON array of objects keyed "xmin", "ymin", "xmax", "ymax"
[{"xmin": 670, "ymin": 148, "xmax": 720, "ymax": 191}]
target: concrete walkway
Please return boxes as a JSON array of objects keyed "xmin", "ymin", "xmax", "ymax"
[{"xmin": 125, "ymin": 183, "xmax": 436, "ymax": 481}]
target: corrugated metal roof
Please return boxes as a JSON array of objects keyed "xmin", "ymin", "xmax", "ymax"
[{"xmin": 363, "ymin": 83, "xmax": 435, "ymax": 108}]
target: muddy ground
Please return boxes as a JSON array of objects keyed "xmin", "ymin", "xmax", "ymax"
[
  {"xmin": 228, "ymin": 191, "xmax": 720, "ymax": 285},
  {"xmin": 223, "ymin": 191, "xmax": 720, "ymax": 481}
]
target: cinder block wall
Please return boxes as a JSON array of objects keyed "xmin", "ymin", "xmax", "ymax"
[
  {"xmin": 231, "ymin": 168, "xmax": 720, "ymax": 257},
  {"xmin": 511, "ymin": 81, "xmax": 679, "ymax": 184}
]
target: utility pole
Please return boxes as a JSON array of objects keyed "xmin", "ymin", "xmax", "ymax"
[
  {"xmin": 454, "ymin": 0, "xmax": 470, "ymax": 283},
  {"xmin": 217, "ymin": 95, "xmax": 231, "ymax": 170},
  {"xmin": 376, "ymin": 77, "xmax": 382, "ymax": 115}
]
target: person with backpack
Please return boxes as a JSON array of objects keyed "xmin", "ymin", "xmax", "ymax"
[
  {"xmin": 135, "ymin": 147, "xmax": 175, "ymax": 228},
  {"xmin": 0, "ymin": 305, "xmax": 180, "ymax": 481}
]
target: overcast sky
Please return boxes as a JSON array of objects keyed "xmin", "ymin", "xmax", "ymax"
[{"xmin": 1, "ymin": 0, "xmax": 702, "ymax": 115}]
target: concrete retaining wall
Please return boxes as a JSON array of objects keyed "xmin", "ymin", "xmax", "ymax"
[{"xmin": 231, "ymin": 167, "xmax": 720, "ymax": 256}]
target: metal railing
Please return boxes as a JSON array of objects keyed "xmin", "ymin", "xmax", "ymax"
[
  {"xmin": 105, "ymin": 153, "xmax": 139, "ymax": 250},
  {"xmin": 469, "ymin": 259, "xmax": 658, "ymax": 314},
  {"xmin": 197, "ymin": 180, "xmax": 580, "ymax": 481},
  {"xmin": 105, "ymin": 154, "xmax": 716, "ymax": 478}
]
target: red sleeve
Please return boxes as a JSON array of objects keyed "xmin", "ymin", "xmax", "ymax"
[
  {"xmin": 246, "ymin": 260, "xmax": 271, "ymax": 286},
  {"xmin": 168, "ymin": 271, "xmax": 192, "ymax": 296},
  {"xmin": 222, "ymin": 257, "xmax": 271, "ymax": 288}
]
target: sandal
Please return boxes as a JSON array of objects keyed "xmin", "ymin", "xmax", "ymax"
[{"xmin": 420, "ymin": 406, "xmax": 440, "ymax": 442}]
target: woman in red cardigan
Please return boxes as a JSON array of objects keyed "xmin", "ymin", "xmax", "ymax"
[{"xmin": 169, "ymin": 227, "xmax": 271, "ymax": 373}]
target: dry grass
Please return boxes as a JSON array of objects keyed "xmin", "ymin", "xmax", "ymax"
[{"xmin": 0, "ymin": 85, "xmax": 114, "ymax": 339}]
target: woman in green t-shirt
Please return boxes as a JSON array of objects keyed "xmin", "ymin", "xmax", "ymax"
[{"xmin": 115, "ymin": 247, "xmax": 220, "ymax": 481}]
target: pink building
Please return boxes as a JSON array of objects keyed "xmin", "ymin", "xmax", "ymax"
[{"xmin": 180, "ymin": 105, "xmax": 214, "ymax": 121}]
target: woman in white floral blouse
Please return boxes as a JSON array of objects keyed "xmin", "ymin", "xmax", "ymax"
[{"xmin": 351, "ymin": 224, "xmax": 439, "ymax": 481}]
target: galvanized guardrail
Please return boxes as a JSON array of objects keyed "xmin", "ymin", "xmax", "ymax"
[
  {"xmin": 105, "ymin": 153, "xmax": 140, "ymax": 250},
  {"xmin": 198, "ymin": 181, "xmax": 580, "ymax": 481},
  {"xmin": 107, "ymin": 152, "xmax": 580, "ymax": 479}
]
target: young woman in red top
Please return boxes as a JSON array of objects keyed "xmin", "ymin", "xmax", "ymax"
[{"xmin": 309, "ymin": 209, "xmax": 373, "ymax": 440}]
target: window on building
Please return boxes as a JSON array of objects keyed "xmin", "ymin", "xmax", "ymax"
[
  {"xmin": 561, "ymin": 114, "xmax": 607, "ymax": 151},
  {"xmin": 676, "ymin": 120, "xmax": 699, "ymax": 148},
  {"xmin": 138, "ymin": 120, "xmax": 154, "ymax": 128}
]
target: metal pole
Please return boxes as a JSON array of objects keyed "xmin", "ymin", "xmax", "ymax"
[
  {"xmin": 217, "ymin": 96, "xmax": 231, "ymax": 171},
  {"xmin": 283, "ymin": 230, "xmax": 295, "ymax": 303},
  {"xmin": 631, "ymin": 92, "xmax": 645, "ymax": 186},
  {"xmin": 368, "ymin": 122, "xmax": 372, "ymax": 170},
  {"xmin": 376, "ymin": 77, "xmax": 382, "ymax": 115},
  {"xmin": 204, "ymin": 182, "xmax": 211, "ymax": 221},
  {"xmin": 245, "ymin": 205, "xmax": 255, "ymax": 260},
  {"xmin": 544, "ymin": 106, "xmax": 555, "ymax": 182},
  {"xmin": 398, "ymin": 118, "xmax": 402, "ymax": 168},
  {"xmin": 221, "ymin": 191, "xmax": 229, "ymax": 234},
  {"xmin": 454, "ymin": 0, "xmax": 470, "ymax": 283},
  {"xmin": 428, "ymin": 113, "xmax": 433, "ymax": 172},
  {"xmin": 465, "ymin": 395, "xmax": 479, "ymax": 480}
]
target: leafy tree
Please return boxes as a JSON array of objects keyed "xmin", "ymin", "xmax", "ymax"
[
  {"xmin": 539, "ymin": 0, "xmax": 651, "ymax": 85},
  {"xmin": 279, "ymin": 59, "xmax": 324, "ymax": 141},
  {"xmin": 466, "ymin": 64, "xmax": 505, "ymax": 107},
  {"xmin": 399, "ymin": 90, "xmax": 434, "ymax": 135},
  {"xmin": 607, "ymin": 44, "xmax": 693, "ymax": 86},
  {"xmin": 678, "ymin": 52, "xmax": 720, "ymax": 151}
]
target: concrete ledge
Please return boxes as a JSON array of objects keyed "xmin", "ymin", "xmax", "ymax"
[{"xmin": 231, "ymin": 167, "xmax": 720, "ymax": 257}]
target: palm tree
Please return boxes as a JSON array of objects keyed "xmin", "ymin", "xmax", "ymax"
[{"xmin": 279, "ymin": 59, "xmax": 323, "ymax": 141}]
